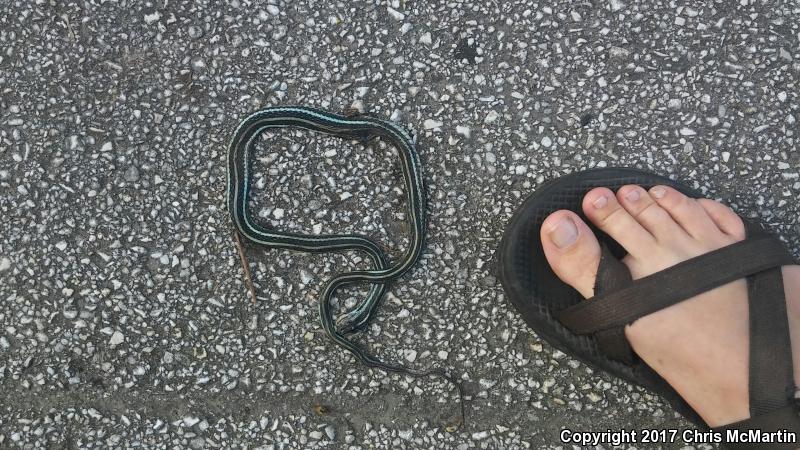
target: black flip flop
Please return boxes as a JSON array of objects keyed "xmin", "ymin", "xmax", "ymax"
[{"xmin": 497, "ymin": 167, "xmax": 799, "ymax": 449}]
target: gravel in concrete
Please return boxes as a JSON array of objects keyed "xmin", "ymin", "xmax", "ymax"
[{"xmin": 0, "ymin": 1, "xmax": 798, "ymax": 449}]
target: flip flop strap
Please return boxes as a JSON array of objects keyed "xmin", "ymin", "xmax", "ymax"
[
  {"xmin": 713, "ymin": 404, "xmax": 800, "ymax": 449},
  {"xmin": 590, "ymin": 243, "xmax": 635, "ymax": 363},
  {"xmin": 556, "ymin": 226, "xmax": 800, "ymax": 435},
  {"xmin": 556, "ymin": 233, "xmax": 794, "ymax": 333}
]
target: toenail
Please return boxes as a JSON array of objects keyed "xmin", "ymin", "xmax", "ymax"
[
  {"xmin": 592, "ymin": 195, "xmax": 608, "ymax": 209},
  {"xmin": 625, "ymin": 189, "xmax": 641, "ymax": 202},
  {"xmin": 549, "ymin": 217, "xmax": 579, "ymax": 249},
  {"xmin": 651, "ymin": 186, "xmax": 666, "ymax": 199}
]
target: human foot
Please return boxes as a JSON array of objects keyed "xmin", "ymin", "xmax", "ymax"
[{"xmin": 540, "ymin": 184, "xmax": 800, "ymax": 427}]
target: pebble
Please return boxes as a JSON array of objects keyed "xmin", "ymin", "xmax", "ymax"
[
  {"xmin": 109, "ymin": 331, "xmax": 124, "ymax": 346},
  {"xmin": 124, "ymin": 166, "xmax": 140, "ymax": 182},
  {"xmin": 187, "ymin": 25, "xmax": 203, "ymax": 39},
  {"xmin": 609, "ymin": 46, "xmax": 630, "ymax": 58},
  {"xmin": 419, "ymin": 32, "xmax": 432, "ymax": 45},
  {"xmin": 472, "ymin": 431, "xmax": 489, "ymax": 440},
  {"xmin": 143, "ymin": 12, "xmax": 160, "ymax": 24},
  {"xmin": 424, "ymin": 119, "xmax": 443, "ymax": 130},
  {"xmin": 183, "ymin": 417, "xmax": 200, "ymax": 427},
  {"xmin": 387, "ymin": 7, "xmax": 404, "ymax": 21}
]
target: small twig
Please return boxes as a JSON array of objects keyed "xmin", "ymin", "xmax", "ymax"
[{"xmin": 233, "ymin": 230, "xmax": 257, "ymax": 305}]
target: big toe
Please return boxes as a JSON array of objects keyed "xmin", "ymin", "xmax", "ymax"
[{"xmin": 540, "ymin": 210, "xmax": 601, "ymax": 298}]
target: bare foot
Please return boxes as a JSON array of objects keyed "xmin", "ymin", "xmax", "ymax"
[{"xmin": 539, "ymin": 184, "xmax": 800, "ymax": 427}]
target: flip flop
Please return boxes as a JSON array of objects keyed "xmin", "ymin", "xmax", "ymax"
[{"xmin": 497, "ymin": 167, "xmax": 799, "ymax": 449}]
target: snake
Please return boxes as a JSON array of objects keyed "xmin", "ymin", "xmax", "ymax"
[{"xmin": 227, "ymin": 106, "xmax": 465, "ymax": 427}]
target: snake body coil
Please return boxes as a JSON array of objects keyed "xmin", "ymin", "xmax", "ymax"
[{"xmin": 227, "ymin": 106, "xmax": 464, "ymax": 426}]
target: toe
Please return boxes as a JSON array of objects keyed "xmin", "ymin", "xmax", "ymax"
[
  {"xmin": 540, "ymin": 210, "xmax": 601, "ymax": 298},
  {"xmin": 697, "ymin": 198, "xmax": 746, "ymax": 241},
  {"xmin": 616, "ymin": 184, "xmax": 690, "ymax": 242},
  {"xmin": 582, "ymin": 187, "xmax": 656, "ymax": 259},
  {"xmin": 649, "ymin": 185, "xmax": 725, "ymax": 242}
]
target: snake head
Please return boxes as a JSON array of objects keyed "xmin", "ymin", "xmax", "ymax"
[{"xmin": 335, "ymin": 314, "xmax": 369, "ymax": 336}]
